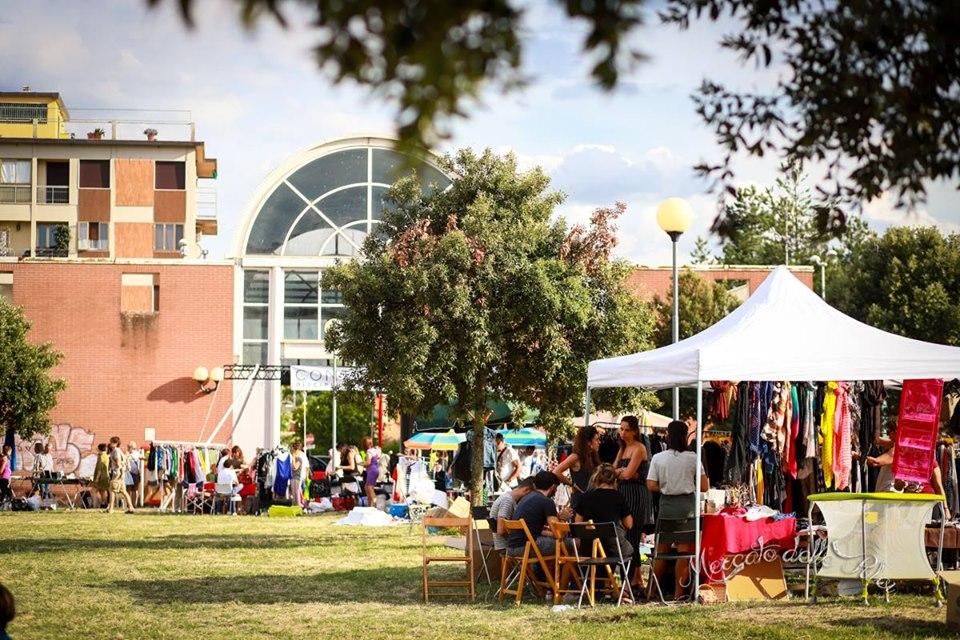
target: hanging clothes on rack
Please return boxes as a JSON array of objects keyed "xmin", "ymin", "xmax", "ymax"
[
  {"xmin": 833, "ymin": 382, "xmax": 852, "ymax": 491},
  {"xmin": 821, "ymin": 381, "xmax": 838, "ymax": 489},
  {"xmin": 723, "ymin": 381, "xmax": 752, "ymax": 486},
  {"xmin": 273, "ymin": 449, "xmax": 292, "ymax": 497}
]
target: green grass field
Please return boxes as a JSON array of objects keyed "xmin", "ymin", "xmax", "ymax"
[{"xmin": 0, "ymin": 511, "xmax": 951, "ymax": 639}]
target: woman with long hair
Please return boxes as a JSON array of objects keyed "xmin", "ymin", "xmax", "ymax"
[
  {"xmin": 553, "ymin": 425, "xmax": 601, "ymax": 510},
  {"xmin": 647, "ymin": 420, "xmax": 709, "ymax": 600},
  {"xmin": 614, "ymin": 415, "xmax": 653, "ymax": 588}
]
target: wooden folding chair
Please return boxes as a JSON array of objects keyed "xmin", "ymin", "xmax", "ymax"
[
  {"xmin": 421, "ymin": 516, "xmax": 475, "ymax": 603},
  {"xmin": 550, "ymin": 521, "xmax": 585, "ymax": 603},
  {"xmin": 499, "ymin": 519, "xmax": 557, "ymax": 605}
]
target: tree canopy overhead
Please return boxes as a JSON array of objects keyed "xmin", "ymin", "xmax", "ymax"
[
  {"xmin": 323, "ymin": 149, "xmax": 656, "ymax": 502},
  {"xmin": 153, "ymin": 0, "xmax": 959, "ymax": 232},
  {"xmin": 662, "ymin": 0, "xmax": 960, "ymax": 235},
  {"xmin": 0, "ymin": 299, "xmax": 66, "ymax": 440},
  {"xmin": 150, "ymin": 0, "xmax": 646, "ymax": 153}
]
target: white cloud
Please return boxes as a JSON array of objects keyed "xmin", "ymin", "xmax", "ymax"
[{"xmin": 863, "ymin": 193, "xmax": 960, "ymax": 233}]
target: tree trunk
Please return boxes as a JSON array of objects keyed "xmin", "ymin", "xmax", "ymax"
[
  {"xmin": 399, "ymin": 413, "xmax": 415, "ymax": 444},
  {"xmin": 469, "ymin": 411, "xmax": 486, "ymax": 506}
]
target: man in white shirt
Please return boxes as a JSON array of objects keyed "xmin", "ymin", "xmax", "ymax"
[
  {"xmin": 217, "ymin": 459, "xmax": 241, "ymax": 515},
  {"xmin": 495, "ymin": 434, "xmax": 520, "ymax": 490}
]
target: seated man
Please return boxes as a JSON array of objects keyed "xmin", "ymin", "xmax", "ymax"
[
  {"xmin": 505, "ymin": 471, "xmax": 562, "ymax": 556},
  {"xmin": 489, "ymin": 477, "xmax": 536, "ymax": 553},
  {"xmin": 217, "ymin": 459, "xmax": 241, "ymax": 515}
]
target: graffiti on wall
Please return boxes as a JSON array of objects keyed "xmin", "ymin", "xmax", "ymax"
[{"xmin": 15, "ymin": 423, "xmax": 98, "ymax": 477}]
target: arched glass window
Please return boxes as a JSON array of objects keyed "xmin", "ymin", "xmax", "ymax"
[{"xmin": 245, "ymin": 146, "xmax": 449, "ymax": 257}]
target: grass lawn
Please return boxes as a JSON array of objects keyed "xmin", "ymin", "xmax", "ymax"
[{"xmin": 0, "ymin": 511, "xmax": 951, "ymax": 639}]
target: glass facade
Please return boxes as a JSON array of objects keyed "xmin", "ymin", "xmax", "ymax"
[
  {"xmin": 238, "ymin": 141, "xmax": 449, "ymax": 364},
  {"xmin": 244, "ymin": 146, "xmax": 450, "ymax": 258}
]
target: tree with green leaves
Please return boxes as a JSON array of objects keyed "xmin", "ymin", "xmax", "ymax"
[
  {"xmin": 663, "ymin": 0, "xmax": 960, "ymax": 235},
  {"xmin": 281, "ymin": 387, "xmax": 374, "ymax": 452},
  {"xmin": 0, "ymin": 299, "xmax": 66, "ymax": 440},
  {"xmin": 692, "ymin": 167, "xmax": 875, "ymax": 297},
  {"xmin": 323, "ymin": 149, "xmax": 656, "ymax": 503},
  {"xmin": 833, "ymin": 227, "xmax": 960, "ymax": 346}
]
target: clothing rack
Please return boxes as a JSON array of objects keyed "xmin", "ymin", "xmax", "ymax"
[{"xmin": 148, "ymin": 440, "xmax": 225, "ymax": 512}]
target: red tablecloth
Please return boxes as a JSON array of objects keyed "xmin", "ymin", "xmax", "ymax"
[{"xmin": 701, "ymin": 513, "xmax": 797, "ymax": 582}]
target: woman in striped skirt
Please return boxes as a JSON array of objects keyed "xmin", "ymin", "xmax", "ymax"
[{"xmin": 614, "ymin": 415, "xmax": 653, "ymax": 589}]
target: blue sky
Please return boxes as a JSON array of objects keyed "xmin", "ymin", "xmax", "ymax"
[{"xmin": 1, "ymin": 0, "xmax": 957, "ymax": 263}]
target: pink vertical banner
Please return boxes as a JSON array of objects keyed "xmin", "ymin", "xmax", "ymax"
[{"xmin": 893, "ymin": 379, "xmax": 943, "ymax": 484}]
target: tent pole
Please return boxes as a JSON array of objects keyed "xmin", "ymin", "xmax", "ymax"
[{"xmin": 694, "ymin": 379, "xmax": 703, "ymax": 603}]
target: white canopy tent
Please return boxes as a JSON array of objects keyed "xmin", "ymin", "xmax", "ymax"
[{"xmin": 585, "ymin": 266, "xmax": 960, "ymax": 598}]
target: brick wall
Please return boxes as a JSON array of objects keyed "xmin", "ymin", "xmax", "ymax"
[
  {"xmin": 625, "ymin": 265, "xmax": 814, "ymax": 302},
  {"xmin": 9, "ymin": 261, "xmax": 235, "ymax": 474}
]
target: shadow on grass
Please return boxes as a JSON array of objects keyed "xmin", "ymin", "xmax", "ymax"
[
  {"xmin": 833, "ymin": 616, "xmax": 950, "ymax": 638},
  {"xmin": 108, "ymin": 567, "xmax": 482, "ymax": 605},
  {"xmin": 0, "ymin": 534, "xmax": 346, "ymax": 554}
]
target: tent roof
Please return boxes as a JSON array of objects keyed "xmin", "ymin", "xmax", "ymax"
[{"xmin": 588, "ymin": 266, "xmax": 960, "ymax": 389}]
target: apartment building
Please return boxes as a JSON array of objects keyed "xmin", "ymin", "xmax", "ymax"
[
  {"xmin": 0, "ymin": 91, "xmax": 217, "ymax": 260},
  {"xmin": 1, "ymin": 91, "xmax": 233, "ymax": 475}
]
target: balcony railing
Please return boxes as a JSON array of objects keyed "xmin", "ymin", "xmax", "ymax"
[
  {"xmin": 78, "ymin": 238, "xmax": 108, "ymax": 251},
  {"xmin": 0, "ymin": 184, "xmax": 31, "ymax": 204},
  {"xmin": 34, "ymin": 247, "xmax": 68, "ymax": 258},
  {"xmin": 37, "ymin": 185, "xmax": 69, "ymax": 204}
]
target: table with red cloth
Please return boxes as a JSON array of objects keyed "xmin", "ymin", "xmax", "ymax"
[{"xmin": 700, "ymin": 510, "xmax": 798, "ymax": 583}]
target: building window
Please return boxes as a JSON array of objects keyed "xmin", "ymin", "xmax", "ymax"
[
  {"xmin": 242, "ymin": 270, "xmax": 269, "ymax": 364},
  {"xmin": 0, "ymin": 160, "xmax": 31, "ymax": 204},
  {"xmin": 79, "ymin": 160, "xmax": 109, "ymax": 188},
  {"xmin": 36, "ymin": 222, "xmax": 68, "ymax": 256},
  {"xmin": 155, "ymin": 161, "xmax": 186, "ymax": 190},
  {"xmin": 0, "ymin": 273, "xmax": 12, "ymax": 303},
  {"xmin": 0, "ymin": 103, "xmax": 47, "ymax": 123},
  {"xmin": 154, "ymin": 223, "xmax": 184, "ymax": 252},
  {"xmin": 78, "ymin": 222, "xmax": 109, "ymax": 251},
  {"xmin": 281, "ymin": 269, "xmax": 345, "ymax": 342}
]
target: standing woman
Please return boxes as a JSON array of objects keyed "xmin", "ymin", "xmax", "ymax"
[
  {"xmin": 646, "ymin": 420, "xmax": 709, "ymax": 600},
  {"xmin": 614, "ymin": 415, "xmax": 653, "ymax": 588},
  {"xmin": 338, "ymin": 443, "xmax": 361, "ymax": 496},
  {"xmin": 361, "ymin": 436, "xmax": 381, "ymax": 509},
  {"xmin": 0, "ymin": 445, "xmax": 13, "ymax": 505},
  {"xmin": 553, "ymin": 425, "xmax": 601, "ymax": 511},
  {"xmin": 92, "ymin": 443, "xmax": 110, "ymax": 507}
]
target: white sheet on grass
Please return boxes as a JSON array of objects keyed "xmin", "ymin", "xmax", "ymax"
[{"xmin": 334, "ymin": 506, "xmax": 404, "ymax": 527}]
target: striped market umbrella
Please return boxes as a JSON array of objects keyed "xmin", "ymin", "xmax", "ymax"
[
  {"xmin": 404, "ymin": 430, "xmax": 466, "ymax": 451},
  {"xmin": 497, "ymin": 427, "xmax": 547, "ymax": 448}
]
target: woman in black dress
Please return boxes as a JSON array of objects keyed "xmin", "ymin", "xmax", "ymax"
[
  {"xmin": 614, "ymin": 415, "xmax": 652, "ymax": 588},
  {"xmin": 553, "ymin": 425, "xmax": 601, "ymax": 511}
]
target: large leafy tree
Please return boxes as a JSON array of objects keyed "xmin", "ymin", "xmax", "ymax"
[
  {"xmin": 323, "ymin": 149, "xmax": 655, "ymax": 503},
  {"xmin": 155, "ymin": 0, "xmax": 959, "ymax": 230},
  {"xmin": 663, "ymin": 0, "xmax": 960, "ymax": 234},
  {"xmin": 0, "ymin": 299, "xmax": 66, "ymax": 440},
  {"xmin": 833, "ymin": 227, "xmax": 960, "ymax": 346}
]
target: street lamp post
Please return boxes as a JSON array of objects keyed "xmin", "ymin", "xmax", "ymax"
[{"xmin": 656, "ymin": 198, "xmax": 694, "ymax": 420}]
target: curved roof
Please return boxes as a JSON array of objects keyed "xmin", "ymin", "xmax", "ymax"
[
  {"xmin": 588, "ymin": 266, "xmax": 960, "ymax": 388},
  {"xmin": 232, "ymin": 135, "xmax": 449, "ymax": 259}
]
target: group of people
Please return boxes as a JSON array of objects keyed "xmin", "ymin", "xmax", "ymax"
[
  {"xmin": 327, "ymin": 436, "xmax": 385, "ymax": 508},
  {"xmin": 90, "ymin": 437, "xmax": 137, "ymax": 513},
  {"xmin": 489, "ymin": 417, "xmax": 706, "ymax": 601}
]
